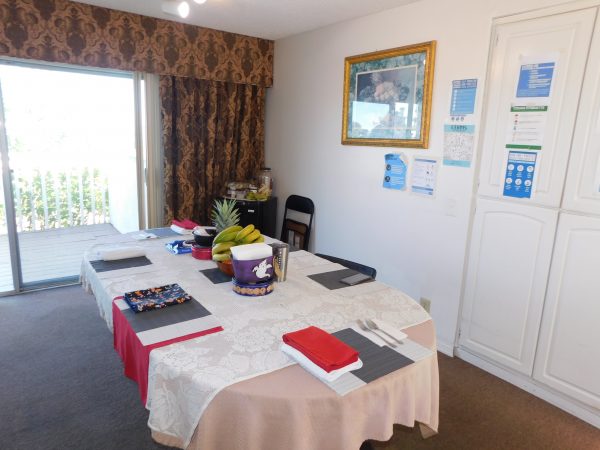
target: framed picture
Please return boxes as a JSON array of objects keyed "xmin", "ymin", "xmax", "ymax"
[{"xmin": 342, "ymin": 41, "xmax": 436, "ymax": 148}]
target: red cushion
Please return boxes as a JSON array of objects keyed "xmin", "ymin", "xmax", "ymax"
[{"xmin": 283, "ymin": 326, "xmax": 359, "ymax": 372}]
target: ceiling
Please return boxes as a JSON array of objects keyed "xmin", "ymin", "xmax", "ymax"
[{"xmin": 73, "ymin": 0, "xmax": 419, "ymax": 40}]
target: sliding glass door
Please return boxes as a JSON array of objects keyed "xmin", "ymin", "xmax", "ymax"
[
  {"xmin": 0, "ymin": 85, "xmax": 16, "ymax": 292},
  {"xmin": 0, "ymin": 60, "xmax": 142, "ymax": 292},
  {"xmin": 0, "ymin": 161, "xmax": 13, "ymax": 292}
]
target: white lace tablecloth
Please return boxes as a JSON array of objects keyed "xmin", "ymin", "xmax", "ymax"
[{"xmin": 80, "ymin": 236, "xmax": 431, "ymax": 447}]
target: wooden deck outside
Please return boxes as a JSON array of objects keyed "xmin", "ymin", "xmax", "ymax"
[{"xmin": 0, "ymin": 223, "xmax": 120, "ymax": 292}]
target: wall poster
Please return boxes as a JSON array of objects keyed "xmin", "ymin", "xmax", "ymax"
[
  {"xmin": 443, "ymin": 122, "xmax": 475, "ymax": 168},
  {"xmin": 502, "ymin": 151, "xmax": 537, "ymax": 199},
  {"xmin": 444, "ymin": 78, "xmax": 478, "ymax": 168},
  {"xmin": 383, "ymin": 153, "xmax": 408, "ymax": 190},
  {"xmin": 411, "ymin": 157, "xmax": 438, "ymax": 197},
  {"xmin": 450, "ymin": 78, "xmax": 477, "ymax": 115}
]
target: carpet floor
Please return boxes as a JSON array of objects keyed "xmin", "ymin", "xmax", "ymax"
[
  {"xmin": 0, "ymin": 285, "xmax": 172, "ymax": 450},
  {"xmin": 1, "ymin": 285, "xmax": 599, "ymax": 450}
]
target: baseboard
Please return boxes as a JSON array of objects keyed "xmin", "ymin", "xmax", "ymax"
[
  {"xmin": 456, "ymin": 347, "xmax": 600, "ymax": 429},
  {"xmin": 436, "ymin": 338, "xmax": 454, "ymax": 357}
]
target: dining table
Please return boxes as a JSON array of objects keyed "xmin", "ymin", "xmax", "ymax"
[{"xmin": 80, "ymin": 229, "xmax": 439, "ymax": 450}]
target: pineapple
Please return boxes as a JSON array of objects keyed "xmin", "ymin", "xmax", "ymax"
[{"xmin": 211, "ymin": 198, "xmax": 241, "ymax": 232}]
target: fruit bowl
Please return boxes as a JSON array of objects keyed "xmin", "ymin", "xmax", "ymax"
[{"xmin": 216, "ymin": 259, "xmax": 234, "ymax": 277}]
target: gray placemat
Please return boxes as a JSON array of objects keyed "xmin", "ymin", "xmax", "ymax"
[
  {"xmin": 307, "ymin": 268, "xmax": 373, "ymax": 290},
  {"xmin": 332, "ymin": 328, "xmax": 414, "ymax": 383},
  {"xmin": 122, "ymin": 299, "xmax": 212, "ymax": 333},
  {"xmin": 90, "ymin": 256, "xmax": 152, "ymax": 273},
  {"xmin": 145, "ymin": 227, "xmax": 180, "ymax": 238},
  {"xmin": 200, "ymin": 268, "xmax": 232, "ymax": 284}
]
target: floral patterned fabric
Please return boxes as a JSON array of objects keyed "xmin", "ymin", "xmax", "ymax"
[
  {"xmin": 124, "ymin": 283, "xmax": 191, "ymax": 313},
  {"xmin": 160, "ymin": 75, "xmax": 265, "ymax": 225},
  {"xmin": 0, "ymin": 0, "xmax": 273, "ymax": 87}
]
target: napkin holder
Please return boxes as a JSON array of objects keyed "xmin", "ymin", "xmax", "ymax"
[{"xmin": 231, "ymin": 256, "xmax": 274, "ymax": 284}]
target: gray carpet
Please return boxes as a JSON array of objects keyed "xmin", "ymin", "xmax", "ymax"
[{"xmin": 0, "ymin": 285, "xmax": 173, "ymax": 450}]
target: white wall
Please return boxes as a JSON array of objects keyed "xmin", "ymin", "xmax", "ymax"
[{"xmin": 265, "ymin": 0, "xmax": 570, "ymax": 354}]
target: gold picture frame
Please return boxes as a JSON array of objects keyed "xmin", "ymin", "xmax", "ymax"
[{"xmin": 342, "ymin": 41, "xmax": 436, "ymax": 148}]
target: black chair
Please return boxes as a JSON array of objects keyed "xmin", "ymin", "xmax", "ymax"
[
  {"xmin": 315, "ymin": 253, "xmax": 377, "ymax": 279},
  {"xmin": 280, "ymin": 195, "xmax": 314, "ymax": 251}
]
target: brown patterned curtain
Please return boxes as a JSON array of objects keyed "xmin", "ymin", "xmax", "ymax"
[
  {"xmin": 160, "ymin": 76, "xmax": 265, "ymax": 225},
  {"xmin": 0, "ymin": 0, "xmax": 273, "ymax": 87}
]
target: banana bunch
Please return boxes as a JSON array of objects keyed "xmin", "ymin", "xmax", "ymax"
[
  {"xmin": 211, "ymin": 224, "xmax": 265, "ymax": 262},
  {"xmin": 245, "ymin": 191, "xmax": 269, "ymax": 201}
]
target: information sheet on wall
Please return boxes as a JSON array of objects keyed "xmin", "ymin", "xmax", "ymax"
[
  {"xmin": 411, "ymin": 157, "xmax": 438, "ymax": 197},
  {"xmin": 502, "ymin": 54, "xmax": 557, "ymax": 199},
  {"xmin": 516, "ymin": 59, "xmax": 555, "ymax": 98},
  {"xmin": 383, "ymin": 153, "xmax": 408, "ymax": 190},
  {"xmin": 444, "ymin": 123, "xmax": 476, "ymax": 167},
  {"xmin": 450, "ymin": 78, "xmax": 477, "ymax": 115},
  {"xmin": 502, "ymin": 151, "xmax": 537, "ymax": 199},
  {"xmin": 506, "ymin": 105, "xmax": 547, "ymax": 151},
  {"xmin": 444, "ymin": 79, "xmax": 477, "ymax": 167}
]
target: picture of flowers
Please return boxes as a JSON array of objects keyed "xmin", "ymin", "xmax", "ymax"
[{"xmin": 342, "ymin": 41, "xmax": 436, "ymax": 148}]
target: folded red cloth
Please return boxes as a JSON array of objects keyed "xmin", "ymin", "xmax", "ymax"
[
  {"xmin": 172, "ymin": 219, "xmax": 199, "ymax": 229},
  {"xmin": 282, "ymin": 326, "xmax": 359, "ymax": 373}
]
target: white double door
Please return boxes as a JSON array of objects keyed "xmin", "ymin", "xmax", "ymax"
[{"xmin": 460, "ymin": 6, "xmax": 600, "ymax": 410}]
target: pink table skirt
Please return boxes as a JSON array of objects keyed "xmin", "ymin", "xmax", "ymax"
[{"xmin": 151, "ymin": 320, "xmax": 439, "ymax": 450}]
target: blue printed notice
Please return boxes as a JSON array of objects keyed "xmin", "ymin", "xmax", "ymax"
[
  {"xmin": 503, "ymin": 151, "xmax": 537, "ymax": 199},
  {"xmin": 516, "ymin": 62, "xmax": 555, "ymax": 98},
  {"xmin": 450, "ymin": 79, "xmax": 477, "ymax": 115},
  {"xmin": 383, "ymin": 154, "xmax": 407, "ymax": 190}
]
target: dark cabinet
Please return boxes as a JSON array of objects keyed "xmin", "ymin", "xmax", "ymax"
[{"xmin": 223, "ymin": 197, "xmax": 277, "ymax": 238}]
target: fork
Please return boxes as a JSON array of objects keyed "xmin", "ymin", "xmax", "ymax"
[
  {"xmin": 356, "ymin": 319, "xmax": 397, "ymax": 347},
  {"xmin": 365, "ymin": 319, "xmax": 404, "ymax": 345}
]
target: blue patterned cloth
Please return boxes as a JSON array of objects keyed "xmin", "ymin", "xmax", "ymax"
[
  {"xmin": 165, "ymin": 240, "xmax": 193, "ymax": 254},
  {"xmin": 123, "ymin": 283, "xmax": 192, "ymax": 313}
]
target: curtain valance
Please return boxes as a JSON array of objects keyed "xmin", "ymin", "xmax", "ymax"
[{"xmin": 0, "ymin": 0, "xmax": 274, "ymax": 87}]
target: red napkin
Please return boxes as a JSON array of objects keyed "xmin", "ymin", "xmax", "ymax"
[
  {"xmin": 282, "ymin": 326, "xmax": 359, "ymax": 373},
  {"xmin": 172, "ymin": 218, "xmax": 199, "ymax": 229}
]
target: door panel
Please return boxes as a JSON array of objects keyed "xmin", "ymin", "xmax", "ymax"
[
  {"xmin": 478, "ymin": 9, "xmax": 596, "ymax": 207},
  {"xmin": 460, "ymin": 198, "xmax": 557, "ymax": 374},
  {"xmin": 533, "ymin": 214, "xmax": 600, "ymax": 409},
  {"xmin": 563, "ymin": 17, "xmax": 600, "ymax": 216},
  {"xmin": 0, "ymin": 82, "xmax": 16, "ymax": 293},
  {"xmin": 0, "ymin": 165, "xmax": 15, "ymax": 292}
]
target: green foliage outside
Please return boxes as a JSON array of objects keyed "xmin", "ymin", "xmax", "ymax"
[{"xmin": 10, "ymin": 168, "xmax": 110, "ymax": 232}]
